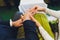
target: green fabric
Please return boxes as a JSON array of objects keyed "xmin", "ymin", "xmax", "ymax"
[{"xmin": 34, "ymin": 13, "xmax": 54, "ymax": 40}]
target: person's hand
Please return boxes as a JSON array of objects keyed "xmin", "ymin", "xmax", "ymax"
[
  {"xmin": 30, "ymin": 5, "xmax": 46, "ymax": 12},
  {"xmin": 12, "ymin": 16, "xmax": 23, "ymax": 27},
  {"xmin": 22, "ymin": 6, "xmax": 41, "ymax": 21},
  {"xmin": 24, "ymin": 5, "xmax": 40, "ymax": 16}
]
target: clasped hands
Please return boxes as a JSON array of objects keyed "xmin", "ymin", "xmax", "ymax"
[{"xmin": 12, "ymin": 5, "xmax": 45, "ymax": 27}]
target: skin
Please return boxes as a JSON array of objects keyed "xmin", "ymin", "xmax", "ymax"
[
  {"xmin": 22, "ymin": 6, "xmax": 42, "ymax": 27},
  {"xmin": 12, "ymin": 5, "xmax": 40, "ymax": 27},
  {"xmin": 12, "ymin": 18, "xmax": 23, "ymax": 27}
]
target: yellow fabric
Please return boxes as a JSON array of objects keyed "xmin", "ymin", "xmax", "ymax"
[{"xmin": 34, "ymin": 13, "xmax": 54, "ymax": 40}]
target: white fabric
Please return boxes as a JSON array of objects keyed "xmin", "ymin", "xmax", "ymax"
[
  {"xmin": 58, "ymin": 19, "xmax": 60, "ymax": 40},
  {"xmin": 58, "ymin": 36, "xmax": 60, "ymax": 40},
  {"xmin": 20, "ymin": 0, "xmax": 45, "ymax": 5},
  {"xmin": 45, "ymin": 8, "xmax": 60, "ymax": 40},
  {"xmin": 37, "ymin": 11, "xmax": 57, "ymax": 22},
  {"xmin": 19, "ymin": 0, "xmax": 47, "ymax": 13},
  {"xmin": 10, "ymin": 19, "xmax": 13, "ymax": 27},
  {"xmin": 45, "ymin": 8, "xmax": 60, "ymax": 19},
  {"xmin": 47, "ymin": 16, "xmax": 57, "ymax": 22},
  {"xmin": 38, "ymin": 26, "xmax": 54, "ymax": 40}
]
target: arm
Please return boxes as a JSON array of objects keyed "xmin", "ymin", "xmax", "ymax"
[
  {"xmin": 33, "ymin": 5, "xmax": 60, "ymax": 19},
  {"xmin": 23, "ymin": 20, "xmax": 39, "ymax": 40},
  {"xmin": 45, "ymin": 8, "xmax": 60, "ymax": 19},
  {"xmin": 0, "ymin": 19, "xmax": 23, "ymax": 27}
]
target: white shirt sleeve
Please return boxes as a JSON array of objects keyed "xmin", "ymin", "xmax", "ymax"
[
  {"xmin": 38, "ymin": 26, "xmax": 54, "ymax": 40},
  {"xmin": 10, "ymin": 19, "xmax": 13, "ymax": 27},
  {"xmin": 45, "ymin": 8, "xmax": 60, "ymax": 19}
]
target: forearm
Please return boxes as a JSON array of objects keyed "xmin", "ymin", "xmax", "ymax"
[
  {"xmin": 23, "ymin": 20, "xmax": 39, "ymax": 40},
  {"xmin": 38, "ymin": 26, "xmax": 54, "ymax": 40},
  {"xmin": 45, "ymin": 8, "xmax": 60, "ymax": 19}
]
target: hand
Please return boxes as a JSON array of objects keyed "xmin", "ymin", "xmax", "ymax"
[
  {"xmin": 25, "ymin": 5, "xmax": 40, "ymax": 16},
  {"xmin": 12, "ymin": 15, "xmax": 23, "ymax": 27},
  {"xmin": 37, "ymin": 6, "xmax": 45, "ymax": 12},
  {"xmin": 23, "ymin": 6, "xmax": 41, "ymax": 21},
  {"xmin": 30, "ymin": 5, "xmax": 46, "ymax": 12},
  {"xmin": 12, "ymin": 19, "xmax": 23, "ymax": 27}
]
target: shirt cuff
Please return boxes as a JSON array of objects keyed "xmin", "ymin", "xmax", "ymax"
[{"xmin": 10, "ymin": 19, "xmax": 13, "ymax": 27}]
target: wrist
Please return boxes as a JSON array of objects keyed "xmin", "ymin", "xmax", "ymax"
[
  {"xmin": 44, "ymin": 8, "xmax": 48, "ymax": 13},
  {"xmin": 43, "ymin": 8, "xmax": 46, "ymax": 12},
  {"xmin": 12, "ymin": 21, "xmax": 16, "ymax": 27},
  {"xmin": 10, "ymin": 19, "xmax": 16, "ymax": 27}
]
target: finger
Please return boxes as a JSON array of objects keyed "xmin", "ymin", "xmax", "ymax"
[
  {"xmin": 21, "ymin": 15, "xmax": 23, "ymax": 18},
  {"xmin": 30, "ymin": 8, "xmax": 38, "ymax": 13},
  {"xmin": 25, "ymin": 9, "xmax": 31, "ymax": 13},
  {"xmin": 21, "ymin": 15, "xmax": 24, "ymax": 20},
  {"xmin": 30, "ymin": 5, "xmax": 40, "ymax": 10},
  {"xmin": 19, "ymin": 24, "xmax": 23, "ymax": 26},
  {"xmin": 26, "ymin": 7, "xmax": 37, "ymax": 13},
  {"xmin": 16, "ymin": 24, "xmax": 23, "ymax": 27},
  {"xmin": 26, "ymin": 5, "xmax": 40, "ymax": 13}
]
